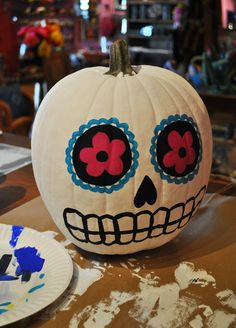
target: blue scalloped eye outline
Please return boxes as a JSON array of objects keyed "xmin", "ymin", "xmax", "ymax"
[
  {"xmin": 65, "ymin": 117, "xmax": 139, "ymax": 193},
  {"xmin": 150, "ymin": 114, "xmax": 202, "ymax": 184}
]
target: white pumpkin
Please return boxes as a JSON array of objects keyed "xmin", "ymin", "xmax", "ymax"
[{"xmin": 32, "ymin": 40, "xmax": 212, "ymax": 255}]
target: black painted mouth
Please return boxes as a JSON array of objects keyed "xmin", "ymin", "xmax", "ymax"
[{"xmin": 63, "ymin": 185, "xmax": 206, "ymax": 245}]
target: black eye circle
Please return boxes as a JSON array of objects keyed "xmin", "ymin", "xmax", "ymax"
[
  {"xmin": 150, "ymin": 115, "xmax": 202, "ymax": 183},
  {"xmin": 72, "ymin": 125, "xmax": 132, "ymax": 187},
  {"xmin": 156, "ymin": 121, "xmax": 200, "ymax": 177}
]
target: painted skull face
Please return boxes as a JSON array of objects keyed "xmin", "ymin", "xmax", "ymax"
[
  {"xmin": 64, "ymin": 114, "xmax": 208, "ymax": 254},
  {"xmin": 31, "ymin": 65, "xmax": 212, "ymax": 255}
]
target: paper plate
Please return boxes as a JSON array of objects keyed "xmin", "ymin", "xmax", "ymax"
[{"xmin": 0, "ymin": 224, "xmax": 73, "ymax": 326}]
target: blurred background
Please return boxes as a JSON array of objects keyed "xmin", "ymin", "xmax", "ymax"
[{"xmin": 0, "ymin": 0, "xmax": 236, "ymax": 177}]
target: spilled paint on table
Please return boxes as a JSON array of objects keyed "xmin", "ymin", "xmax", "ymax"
[{"xmin": 68, "ymin": 261, "xmax": 236, "ymax": 328}]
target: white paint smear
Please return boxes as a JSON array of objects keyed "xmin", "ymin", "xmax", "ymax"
[
  {"xmin": 132, "ymin": 272, "xmax": 159, "ymax": 285},
  {"xmin": 133, "ymin": 293, "xmax": 198, "ymax": 328},
  {"xmin": 60, "ymin": 239, "xmax": 72, "ymax": 247},
  {"xmin": 175, "ymin": 262, "xmax": 216, "ymax": 289},
  {"xmin": 68, "ymin": 261, "xmax": 236, "ymax": 328},
  {"xmin": 205, "ymin": 310, "xmax": 236, "ymax": 328},
  {"xmin": 56, "ymin": 295, "xmax": 77, "ymax": 312},
  {"xmin": 37, "ymin": 262, "xmax": 104, "ymax": 317},
  {"xmin": 42, "ymin": 230, "xmax": 58, "ymax": 239},
  {"xmin": 216, "ymin": 289, "xmax": 236, "ymax": 310},
  {"xmin": 120, "ymin": 262, "xmax": 129, "ymax": 269},
  {"xmin": 91, "ymin": 261, "xmax": 106, "ymax": 272},
  {"xmin": 198, "ymin": 304, "xmax": 213, "ymax": 317},
  {"xmin": 130, "ymin": 281, "xmax": 181, "ymax": 325},
  {"xmin": 73, "ymin": 263, "xmax": 104, "ymax": 296},
  {"xmin": 129, "ymin": 275, "xmax": 199, "ymax": 327},
  {"xmin": 69, "ymin": 291, "xmax": 134, "ymax": 328},
  {"xmin": 67, "ymin": 249, "xmax": 77, "ymax": 259},
  {"xmin": 107, "ymin": 264, "xmax": 113, "ymax": 269},
  {"xmin": 190, "ymin": 314, "xmax": 204, "ymax": 328}
]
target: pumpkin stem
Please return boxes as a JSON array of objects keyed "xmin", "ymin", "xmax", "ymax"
[{"xmin": 105, "ymin": 40, "xmax": 136, "ymax": 77}]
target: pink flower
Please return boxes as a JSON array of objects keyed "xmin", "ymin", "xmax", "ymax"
[
  {"xmin": 79, "ymin": 132, "xmax": 126, "ymax": 177},
  {"xmin": 163, "ymin": 130, "xmax": 195, "ymax": 174}
]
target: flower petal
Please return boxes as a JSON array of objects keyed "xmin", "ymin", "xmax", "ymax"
[
  {"xmin": 110, "ymin": 139, "xmax": 126, "ymax": 156},
  {"xmin": 79, "ymin": 147, "xmax": 96, "ymax": 164},
  {"xmin": 106, "ymin": 157, "xmax": 124, "ymax": 176},
  {"xmin": 186, "ymin": 147, "xmax": 196, "ymax": 165},
  {"xmin": 79, "ymin": 146, "xmax": 107, "ymax": 177},
  {"xmin": 175, "ymin": 158, "xmax": 187, "ymax": 174},
  {"xmin": 168, "ymin": 130, "xmax": 182, "ymax": 150},
  {"xmin": 182, "ymin": 131, "xmax": 193, "ymax": 148},
  {"xmin": 92, "ymin": 132, "xmax": 110, "ymax": 151},
  {"xmin": 103, "ymin": 139, "xmax": 125, "ymax": 176},
  {"xmin": 86, "ymin": 162, "xmax": 106, "ymax": 177},
  {"xmin": 163, "ymin": 150, "xmax": 177, "ymax": 168}
]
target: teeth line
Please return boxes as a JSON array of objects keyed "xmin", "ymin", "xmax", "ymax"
[{"xmin": 64, "ymin": 185, "xmax": 206, "ymax": 245}]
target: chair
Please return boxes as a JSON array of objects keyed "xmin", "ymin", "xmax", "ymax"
[{"xmin": 0, "ymin": 91, "xmax": 34, "ymax": 135}]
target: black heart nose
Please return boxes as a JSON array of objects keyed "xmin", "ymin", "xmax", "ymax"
[{"xmin": 134, "ymin": 176, "xmax": 157, "ymax": 208}]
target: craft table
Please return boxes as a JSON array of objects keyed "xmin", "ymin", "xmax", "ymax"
[
  {"xmin": 0, "ymin": 133, "xmax": 38, "ymax": 216},
  {"xmin": 0, "ymin": 133, "xmax": 236, "ymax": 327}
]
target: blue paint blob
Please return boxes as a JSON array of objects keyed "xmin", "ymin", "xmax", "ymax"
[
  {"xmin": 14, "ymin": 247, "xmax": 45, "ymax": 273},
  {"xmin": 15, "ymin": 265, "xmax": 23, "ymax": 276},
  {"xmin": 28, "ymin": 283, "xmax": 45, "ymax": 294},
  {"xmin": 9, "ymin": 226, "xmax": 24, "ymax": 248},
  {"xmin": 39, "ymin": 273, "xmax": 45, "ymax": 279},
  {"xmin": 0, "ymin": 302, "xmax": 11, "ymax": 306},
  {"xmin": 0, "ymin": 309, "xmax": 8, "ymax": 314},
  {"xmin": 0, "ymin": 275, "xmax": 18, "ymax": 281}
]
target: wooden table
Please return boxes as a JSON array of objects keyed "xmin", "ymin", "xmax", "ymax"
[
  {"xmin": 200, "ymin": 92, "xmax": 236, "ymax": 139},
  {"xmin": 200, "ymin": 93, "xmax": 236, "ymax": 116},
  {"xmin": 0, "ymin": 133, "xmax": 236, "ymax": 328},
  {"xmin": 0, "ymin": 133, "xmax": 39, "ymax": 216}
]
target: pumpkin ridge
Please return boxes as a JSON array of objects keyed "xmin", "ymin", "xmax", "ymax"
[
  {"xmin": 135, "ymin": 74, "xmax": 171, "ymax": 206},
  {"xmin": 135, "ymin": 74, "xmax": 158, "ymax": 125},
  {"xmin": 141, "ymin": 73, "xmax": 202, "ymax": 180},
  {"xmin": 156, "ymin": 68, "xmax": 207, "ymax": 114},
  {"xmin": 150, "ymin": 73, "xmax": 211, "ymax": 187},
  {"xmin": 84, "ymin": 75, "xmax": 114, "ymax": 122},
  {"xmin": 155, "ymin": 72, "xmax": 212, "ymax": 184},
  {"xmin": 125, "ymin": 77, "xmax": 136, "ymax": 206},
  {"xmin": 47, "ymin": 73, "xmax": 108, "ymax": 205},
  {"xmin": 135, "ymin": 74, "xmax": 167, "ymax": 207},
  {"xmin": 105, "ymin": 77, "xmax": 119, "ymax": 215},
  {"xmin": 32, "ymin": 80, "xmax": 64, "ymax": 192},
  {"xmin": 142, "ymin": 73, "xmax": 187, "ymax": 117},
  {"xmin": 145, "ymin": 72, "xmax": 206, "ymax": 125}
]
